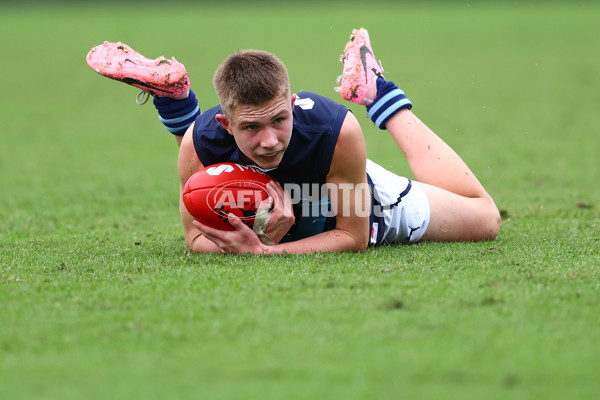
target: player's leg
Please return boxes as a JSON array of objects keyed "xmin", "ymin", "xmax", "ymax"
[
  {"xmin": 383, "ymin": 108, "xmax": 500, "ymax": 241},
  {"xmin": 336, "ymin": 28, "xmax": 500, "ymax": 242},
  {"xmin": 86, "ymin": 41, "xmax": 199, "ymax": 145}
]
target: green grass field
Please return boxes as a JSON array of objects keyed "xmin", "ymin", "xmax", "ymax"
[{"xmin": 1, "ymin": 1, "xmax": 599, "ymax": 399}]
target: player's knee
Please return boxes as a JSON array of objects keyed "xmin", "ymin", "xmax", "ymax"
[{"xmin": 481, "ymin": 199, "xmax": 501, "ymax": 240}]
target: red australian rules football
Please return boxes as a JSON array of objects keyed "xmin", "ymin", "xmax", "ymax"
[{"xmin": 182, "ymin": 162, "xmax": 273, "ymax": 231}]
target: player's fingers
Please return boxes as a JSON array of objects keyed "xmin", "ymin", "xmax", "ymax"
[
  {"xmin": 268, "ymin": 181, "xmax": 292, "ymax": 212},
  {"xmin": 258, "ymin": 195, "xmax": 273, "ymax": 210},
  {"xmin": 268, "ymin": 181, "xmax": 294, "ymax": 220},
  {"xmin": 193, "ymin": 219, "xmax": 213, "ymax": 233},
  {"xmin": 193, "ymin": 219, "xmax": 223, "ymax": 242},
  {"xmin": 227, "ymin": 213, "xmax": 247, "ymax": 230},
  {"xmin": 266, "ymin": 180, "xmax": 285, "ymax": 199},
  {"xmin": 192, "ymin": 220, "xmax": 227, "ymax": 253},
  {"xmin": 192, "ymin": 219, "xmax": 204, "ymax": 231}
]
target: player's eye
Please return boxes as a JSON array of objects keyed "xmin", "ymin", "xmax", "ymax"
[
  {"xmin": 244, "ymin": 124, "xmax": 258, "ymax": 131},
  {"xmin": 273, "ymin": 118, "xmax": 284, "ymax": 125}
]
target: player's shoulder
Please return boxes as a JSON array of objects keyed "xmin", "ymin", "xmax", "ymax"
[
  {"xmin": 178, "ymin": 123, "xmax": 205, "ymax": 183},
  {"xmin": 194, "ymin": 104, "xmax": 223, "ymax": 133},
  {"xmin": 294, "ymin": 91, "xmax": 345, "ymax": 111},
  {"xmin": 293, "ymin": 91, "xmax": 349, "ymax": 131}
]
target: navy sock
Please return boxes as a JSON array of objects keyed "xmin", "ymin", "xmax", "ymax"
[
  {"xmin": 153, "ymin": 89, "xmax": 200, "ymax": 136},
  {"xmin": 366, "ymin": 78, "xmax": 412, "ymax": 129}
]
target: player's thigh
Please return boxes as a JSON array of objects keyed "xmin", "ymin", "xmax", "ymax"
[{"xmin": 415, "ymin": 182, "xmax": 499, "ymax": 242}]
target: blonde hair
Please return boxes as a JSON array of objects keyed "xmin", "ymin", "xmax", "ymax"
[{"xmin": 213, "ymin": 50, "xmax": 290, "ymax": 117}]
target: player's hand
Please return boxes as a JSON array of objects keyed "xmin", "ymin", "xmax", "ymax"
[
  {"xmin": 193, "ymin": 215, "xmax": 268, "ymax": 255},
  {"xmin": 261, "ymin": 181, "xmax": 295, "ymax": 244}
]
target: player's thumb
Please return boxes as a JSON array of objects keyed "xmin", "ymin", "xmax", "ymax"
[{"xmin": 258, "ymin": 195, "xmax": 273, "ymax": 210}]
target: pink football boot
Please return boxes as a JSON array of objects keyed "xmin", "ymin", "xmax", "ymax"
[
  {"xmin": 86, "ymin": 41, "xmax": 189, "ymax": 103},
  {"xmin": 335, "ymin": 28, "xmax": 384, "ymax": 106}
]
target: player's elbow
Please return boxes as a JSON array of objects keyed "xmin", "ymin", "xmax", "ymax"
[
  {"xmin": 335, "ymin": 227, "xmax": 369, "ymax": 253},
  {"xmin": 352, "ymin": 230, "xmax": 370, "ymax": 252},
  {"xmin": 340, "ymin": 241, "xmax": 368, "ymax": 253},
  {"xmin": 350, "ymin": 238, "xmax": 369, "ymax": 252},
  {"xmin": 186, "ymin": 232, "xmax": 202, "ymax": 253},
  {"xmin": 185, "ymin": 230, "xmax": 213, "ymax": 254}
]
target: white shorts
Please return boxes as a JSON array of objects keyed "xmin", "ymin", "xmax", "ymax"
[{"xmin": 367, "ymin": 159, "xmax": 431, "ymax": 245}]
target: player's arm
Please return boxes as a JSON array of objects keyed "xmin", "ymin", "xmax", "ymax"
[
  {"xmin": 323, "ymin": 111, "xmax": 371, "ymax": 251},
  {"xmin": 194, "ymin": 112, "xmax": 370, "ymax": 254},
  {"xmin": 263, "ymin": 111, "xmax": 371, "ymax": 254},
  {"xmin": 177, "ymin": 123, "xmax": 222, "ymax": 253},
  {"xmin": 178, "ymin": 124, "xmax": 294, "ymax": 253}
]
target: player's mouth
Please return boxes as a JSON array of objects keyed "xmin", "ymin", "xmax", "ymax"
[
  {"xmin": 258, "ymin": 150, "xmax": 281, "ymax": 160},
  {"xmin": 254, "ymin": 150, "xmax": 284, "ymax": 168}
]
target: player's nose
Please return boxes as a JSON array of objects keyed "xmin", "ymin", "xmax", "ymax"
[{"xmin": 259, "ymin": 127, "xmax": 278, "ymax": 148}]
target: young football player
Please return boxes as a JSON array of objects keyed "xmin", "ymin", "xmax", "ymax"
[{"xmin": 87, "ymin": 28, "xmax": 500, "ymax": 254}]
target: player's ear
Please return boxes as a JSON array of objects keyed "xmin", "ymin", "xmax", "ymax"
[
  {"xmin": 290, "ymin": 94, "xmax": 297, "ymax": 108},
  {"xmin": 215, "ymin": 114, "xmax": 232, "ymax": 135}
]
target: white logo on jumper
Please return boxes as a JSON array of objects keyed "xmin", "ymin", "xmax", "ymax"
[{"xmin": 294, "ymin": 96, "xmax": 315, "ymax": 110}]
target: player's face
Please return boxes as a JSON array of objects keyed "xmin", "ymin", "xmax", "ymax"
[{"xmin": 224, "ymin": 95, "xmax": 295, "ymax": 170}]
